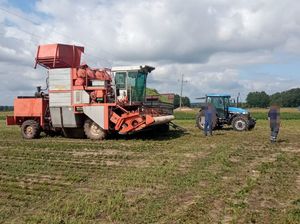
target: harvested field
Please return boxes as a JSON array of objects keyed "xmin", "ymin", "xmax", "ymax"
[{"xmin": 0, "ymin": 112, "xmax": 299, "ymax": 223}]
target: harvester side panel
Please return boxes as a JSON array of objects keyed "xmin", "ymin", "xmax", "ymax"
[
  {"xmin": 14, "ymin": 98, "xmax": 46, "ymax": 117},
  {"xmin": 50, "ymin": 107, "xmax": 82, "ymax": 128},
  {"xmin": 49, "ymin": 92, "xmax": 71, "ymax": 107},
  {"xmin": 7, "ymin": 98, "xmax": 47, "ymax": 127},
  {"xmin": 73, "ymin": 90, "xmax": 90, "ymax": 104},
  {"xmin": 83, "ymin": 106, "xmax": 109, "ymax": 130},
  {"xmin": 49, "ymin": 69, "xmax": 71, "ymax": 91}
]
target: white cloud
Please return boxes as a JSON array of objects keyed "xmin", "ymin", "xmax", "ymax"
[{"xmin": 0, "ymin": 0, "xmax": 300, "ymax": 104}]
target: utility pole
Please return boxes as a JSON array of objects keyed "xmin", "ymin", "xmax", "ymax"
[
  {"xmin": 236, "ymin": 92, "xmax": 240, "ymax": 107},
  {"xmin": 179, "ymin": 74, "xmax": 188, "ymax": 109}
]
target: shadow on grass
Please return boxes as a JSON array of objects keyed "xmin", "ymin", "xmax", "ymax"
[
  {"xmin": 276, "ymin": 139, "xmax": 289, "ymax": 143},
  {"xmin": 107, "ymin": 129, "xmax": 189, "ymax": 141}
]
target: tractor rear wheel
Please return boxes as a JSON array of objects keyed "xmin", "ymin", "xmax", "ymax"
[
  {"xmin": 196, "ymin": 111, "xmax": 205, "ymax": 130},
  {"xmin": 21, "ymin": 120, "xmax": 41, "ymax": 139},
  {"xmin": 84, "ymin": 119, "xmax": 106, "ymax": 140},
  {"xmin": 232, "ymin": 116, "xmax": 248, "ymax": 131},
  {"xmin": 195, "ymin": 111, "xmax": 217, "ymax": 130}
]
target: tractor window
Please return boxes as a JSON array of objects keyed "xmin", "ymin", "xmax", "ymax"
[
  {"xmin": 115, "ymin": 72, "xmax": 126, "ymax": 89},
  {"xmin": 224, "ymin": 97, "xmax": 230, "ymax": 108},
  {"xmin": 128, "ymin": 71, "xmax": 147, "ymax": 102},
  {"xmin": 208, "ymin": 96, "xmax": 226, "ymax": 118},
  {"xmin": 208, "ymin": 97, "xmax": 223, "ymax": 109}
]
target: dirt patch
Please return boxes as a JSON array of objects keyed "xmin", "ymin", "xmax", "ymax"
[
  {"xmin": 17, "ymin": 173, "xmax": 71, "ymax": 188},
  {"xmin": 229, "ymin": 156, "xmax": 240, "ymax": 163},
  {"xmin": 281, "ymin": 146, "xmax": 300, "ymax": 153},
  {"xmin": 124, "ymin": 185, "xmax": 165, "ymax": 203},
  {"xmin": 296, "ymin": 175, "xmax": 300, "ymax": 190},
  {"xmin": 72, "ymin": 149, "xmax": 134, "ymax": 157},
  {"xmin": 174, "ymin": 191, "xmax": 200, "ymax": 213},
  {"xmin": 125, "ymin": 159, "xmax": 151, "ymax": 168},
  {"xmin": 105, "ymin": 160, "xmax": 121, "ymax": 166},
  {"xmin": 174, "ymin": 107, "xmax": 193, "ymax": 111},
  {"xmin": 209, "ymin": 199, "xmax": 226, "ymax": 223},
  {"xmin": 178, "ymin": 151, "xmax": 211, "ymax": 172}
]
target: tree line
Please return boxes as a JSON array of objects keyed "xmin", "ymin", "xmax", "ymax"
[
  {"xmin": 246, "ymin": 88, "xmax": 300, "ymax": 108},
  {"xmin": 0, "ymin": 106, "xmax": 14, "ymax": 111}
]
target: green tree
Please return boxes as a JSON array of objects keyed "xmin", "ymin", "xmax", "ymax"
[
  {"xmin": 174, "ymin": 94, "xmax": 191, "ymax": 108},
  {"xmin": 146, "ymin": 88, "xmax": 159, "ymax": 96},
  {"xmin": 270, "ymin": 88, "xmax": 300, "ymax": 107},
  {"xmin": 246, "ymin": 91, "xmax": 270, "ymax": 108}
]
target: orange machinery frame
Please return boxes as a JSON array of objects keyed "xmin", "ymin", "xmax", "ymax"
[{"xmin": 6, "ymin": 98, "xmax": 48, "ymax": 127}]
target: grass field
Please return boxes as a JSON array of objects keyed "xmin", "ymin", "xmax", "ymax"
[
  {"xmin": 0, "ymin": 111, "xmax": 300, "ymax": 223},
  {"xmin": 174, "ymin": 108, "xmax": 300, "ymax": 120}
]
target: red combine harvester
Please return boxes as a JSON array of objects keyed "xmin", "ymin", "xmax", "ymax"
[{"xmin": 6, "ymin": 44, "xmax": 175, "ymax": 140}]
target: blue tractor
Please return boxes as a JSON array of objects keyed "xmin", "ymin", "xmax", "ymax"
[{"xmin": 195, "ymin": 94, "xmax": 256, "ymax": 131}]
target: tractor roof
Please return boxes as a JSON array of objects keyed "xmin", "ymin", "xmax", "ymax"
[
  {"xmin": 111, "ymin": 65, "xmax": 155, "ymax": 73},
  {"xmin": 207, "ymin": 93, "xmax": 231, "ymax": 97}
]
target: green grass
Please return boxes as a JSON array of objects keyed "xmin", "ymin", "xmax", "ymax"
[
  {"xmin": 0, "ymin": 111, "xmax": 300, "ymax": 223},
  {"xmin": 174, "ymin": 108, "xmax": 300, "ymax": 120}
]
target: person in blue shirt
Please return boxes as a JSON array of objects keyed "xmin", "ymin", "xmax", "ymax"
[
  {"xmin": 204, "ymin": 103, "xmax": 215, "ymax": 136},
  {"xmin": 268, "ymin": 104, "xmax": 280, "ymax": 143}
]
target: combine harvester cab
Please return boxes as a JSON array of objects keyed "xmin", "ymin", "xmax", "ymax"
[{"xmin": 6, "ymin": 44, "xmax": 175, "ymax": 140}]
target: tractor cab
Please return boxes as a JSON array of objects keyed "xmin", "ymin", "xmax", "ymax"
[
  {"xmin": 196, "ymin": 93, "xmax": 256, "ymax": 131},
  {"xmin": 206, "ymin": 94, "xmax": 231, "ymax": 119},
  {"xmin": 112, "ymin": 65, "xmax": 154, "ymax": 105}
]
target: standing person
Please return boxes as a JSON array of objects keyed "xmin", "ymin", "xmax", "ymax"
[
  {"xmin": 268, "ymin": 104, "xmax": 280, "ymax": 143},
  {"xmin": 204, "ymin": 104, "xmax": 215, "ymax": 136}
]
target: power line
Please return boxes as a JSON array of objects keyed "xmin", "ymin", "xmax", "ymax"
[
  {"xmin": 0, "ymin": 6, "xmax": 41, "ymax": 25},
  {"xmin": 0, "ymin": 6, "xmax": 113, "ymax": 66}
]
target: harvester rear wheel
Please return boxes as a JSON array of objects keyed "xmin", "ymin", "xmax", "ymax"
[
  {"xmin": 232, "ymin": 116, "xmax": 248, "ymax": 131},
  {"xmin": 21, "ymin": 120, "xmax": 41, "ymax": 139},
  {"xmin": 84, "ymin": 119, "xmax": 106, "ymax": 140}
]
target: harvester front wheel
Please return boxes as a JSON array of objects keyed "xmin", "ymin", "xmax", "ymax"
[
  {"xmin": 84, "ymin": 119, "xmax": 106, "ymax": 140},
  {"xmin": 21, "ymin": 120, "xmax": 41, "ymax": 139}
]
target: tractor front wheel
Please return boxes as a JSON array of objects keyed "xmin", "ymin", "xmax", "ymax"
[
  {"xmin": 84, "ymin": 119, "xmax": 106, "ymax": 140},
  {"xmin": 21, "ymin": 120, "xmax": 41, "ymax": 139},
  {"xmin": 232, "ymin": 116, "xmax": 248, "ymax": 131}
]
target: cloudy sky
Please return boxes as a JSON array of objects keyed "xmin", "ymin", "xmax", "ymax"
[{"xmin": 0, "ymin": 0, "xmax": 300, "ymax": 105}]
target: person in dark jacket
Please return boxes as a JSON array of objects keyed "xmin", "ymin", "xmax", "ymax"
[
  {"xmin": 268, "ymin": 104, "xmax": 280, "ymax": 143},
  {"xmin": 204, "ymin": 104, "xmax": 215, "ymax": 136}
]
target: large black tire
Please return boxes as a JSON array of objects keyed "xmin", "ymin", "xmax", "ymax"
[
  {"xmin": 84, "ymin": 119, "xmax": 106, "ymax": 140},
  {"xmin": 21, "ymin": 120, "xmax": 41, "ymax": 139},
  {"xmin": 247, "ymin": 118, "xmax": 256, "ymax": 130},
  {"xmin": 62, "ymin": 128, "xmax": 86, "ymax": 139},
  {"xmin": 232, "ymin": 116, "xmax": 248, "ymax": 131},
  {"xmin": 195, "ymin": 111, "xmax": 217, "ymax": 130}
]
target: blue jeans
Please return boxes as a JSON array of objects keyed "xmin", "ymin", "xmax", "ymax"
[
  {"xmin": 204, "ymin": 118, "xmax": 212, "ymax": 136},
  {"xmin": 270, "ymin": 122, "xmax": 279, "ymax": 141}
]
